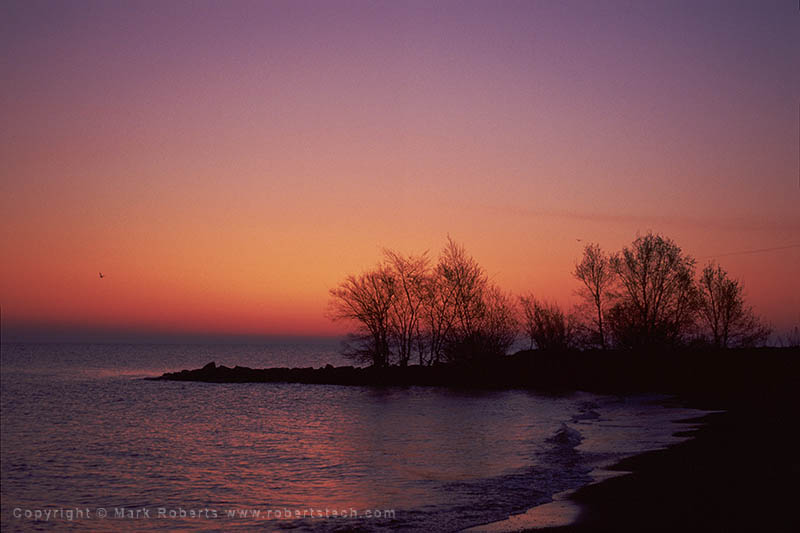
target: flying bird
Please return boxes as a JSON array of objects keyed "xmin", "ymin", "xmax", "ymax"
[{"xmin": 99, "ymin": 272, "xmax": 104, "ymax": 279}]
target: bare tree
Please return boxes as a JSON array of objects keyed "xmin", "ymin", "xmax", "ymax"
[
  {"xmin": 479, "ymin": 286, "xmax": 519, "ymax": 357},
  {"xmin": 328, "ymin": 265, "xmax": 396, "ymax": 367},
  {"xmin": 430, "ymin": 238, "xmax": 519, "ymax": 361},
  {"xmin": 519, "ymin": 294, "xmax": 538, "ymax": 351},
  {"xmin": 330, "ymin": 238, "xmax": 518, "ymax": 365},
  {"xmin": 779, "ymin": 326, "xmax": 800, "ymax": 348},
  {"xmin": 697, "ymin": 263, "xmax": 771, "ymax": 348},
  {"xmin": 383, "ymin": 249, "xmax": 430, "ymax": 366},
  {"xmin": 437, "ymin": 237, "xmax": 488, "ymax": 343},
  {"xmin": 609, "ymin": 232, "xmax": 697, "ymax": 348},
  {"xmin": 418, "ymin": 270, "xmax": 455, "ymax": 365},
  {"xmin": 519, "ymin": 295, "xmax": 574, "ymax": 351},
  {"xmin": 573, "ymin": 243, "xmax": 615, "ymax": 349}
]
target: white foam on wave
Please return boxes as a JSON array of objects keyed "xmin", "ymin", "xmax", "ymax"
[
  {"xmin": 461, "ymin": 394, "xmax": 714, "ymax": 532},
  {"xmin": 547, "ymin": 423, "xmax": 583, "ymax": 447}
]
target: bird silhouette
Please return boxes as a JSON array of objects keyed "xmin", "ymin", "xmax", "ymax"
[{"xmin": 99, "ymin": 272, "xmax": 104, "ymax": 279}]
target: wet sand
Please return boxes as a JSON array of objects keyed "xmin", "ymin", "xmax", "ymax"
[{"xmin": 534, "ymin": 396, "xmax": 800, "ymax": 532}]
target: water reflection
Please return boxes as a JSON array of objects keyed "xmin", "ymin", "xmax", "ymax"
[{"xmin": 2, "ymin": 345, "xmax": 705, "ymax": 532}]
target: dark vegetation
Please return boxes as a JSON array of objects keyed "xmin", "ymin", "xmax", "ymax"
[
  {"xmin": 328, "ymin": 232, "xmax": 774, "ymax": 367},
  {"xmin": 327, "ymin": 238, "xmax": 517, "ymax": 367}
]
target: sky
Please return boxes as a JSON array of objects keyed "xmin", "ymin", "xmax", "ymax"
[{"xmin": 1, "ymin": 0, "xmax": 798, "ymax": 343}]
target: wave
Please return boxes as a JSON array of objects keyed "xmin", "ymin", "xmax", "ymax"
[{"xmin": 547, "ymin": 423, "xmax": 583, "ymax": 448}]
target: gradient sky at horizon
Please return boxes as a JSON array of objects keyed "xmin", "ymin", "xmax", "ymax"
[{"xmin": 2, "ymin": 0, "xmax": 798, "ymax": 342}]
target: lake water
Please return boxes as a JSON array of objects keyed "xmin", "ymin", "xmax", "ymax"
[{"xmin": 1, "ymin": 341, "xmax": 705, "ymax": 532}]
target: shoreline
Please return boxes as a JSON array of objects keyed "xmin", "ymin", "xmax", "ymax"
[
  {"xmin": 466, "ymin": 409, "xmax": 712, "ymax": 533},
  {"xmin": 534, "ymin": 403, "xmax": 798, "ymax": 532},
  {"xmin": 150, "ymin": 347, "xmax": 800, "ymax": 531},
  {"xmin": 463, "ymin": 488, "xmax": 584, "ymax": 532},
  {"xmin": 471, "ymin": 401, "xmax": 799, "ymax": 533}
]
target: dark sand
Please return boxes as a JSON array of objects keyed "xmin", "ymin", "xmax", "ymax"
[{"xmin": 536, "ymin": 396, "xmax": 800, "ymax": 532}]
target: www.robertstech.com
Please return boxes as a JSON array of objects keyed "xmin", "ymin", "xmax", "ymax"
[{"xmin": 11, "ymin": 507, "xmax": 396, "ymax": 521}]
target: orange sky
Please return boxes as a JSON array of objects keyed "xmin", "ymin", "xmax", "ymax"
[{"xmin": 1, "ymin": 1, "xmax": 798, "ymax": 341}]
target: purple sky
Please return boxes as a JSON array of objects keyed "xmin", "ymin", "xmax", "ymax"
[{"xmin": 2, "ymin": 0, "xmax": 798, "ymax": 341}]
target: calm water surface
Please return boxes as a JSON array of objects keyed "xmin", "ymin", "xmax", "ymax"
[{"xmin": 1, "ymin": 342, "xmax": 705, "ymax": 532}]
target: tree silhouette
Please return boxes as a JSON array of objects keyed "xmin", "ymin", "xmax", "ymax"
[
  {"xmin": 329, "ymin": 232, "xmax": 776, "ymax": 362},
  {"xmin": 436, "ymin": 237, "xmax": 488, "ymax": 346},
  {"xmin": 519, "ymin": 295, "xmax": 574, "ymax": 351},
  {"xmin": 478, "ymin": 286, "xmax": 519, "ymax": 357},
  {"xmin": 780, "ymin": 326, "xmax": 800, "ymax": 348},
  {"xmin": 330, "ymin": 238, "xmax": 517, "ymax": 366},
  {"xmin": 697, "ymin": 263, "xmax": 771, "ymax": 348},
  {"xmin": 418, "ymin": 265, "xmax": 455, "ymax": 364},
  {"xmin": 328, "ymin": 265, "xmax": 396, "ymax": 367},
  {"xmin": 609, "ymin": 232, "xmax": 697, "ymax": 348},
  {"xmin": 383, "ymin": 249, "xmax": 430, "ymax": 366},
  {"xmin": 573, "ymin": 243, "xmax": 614, "ymax": 349},
  {"xmin": 435, "ymin": 238, "xmax": 517, "ymax": 361}
]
